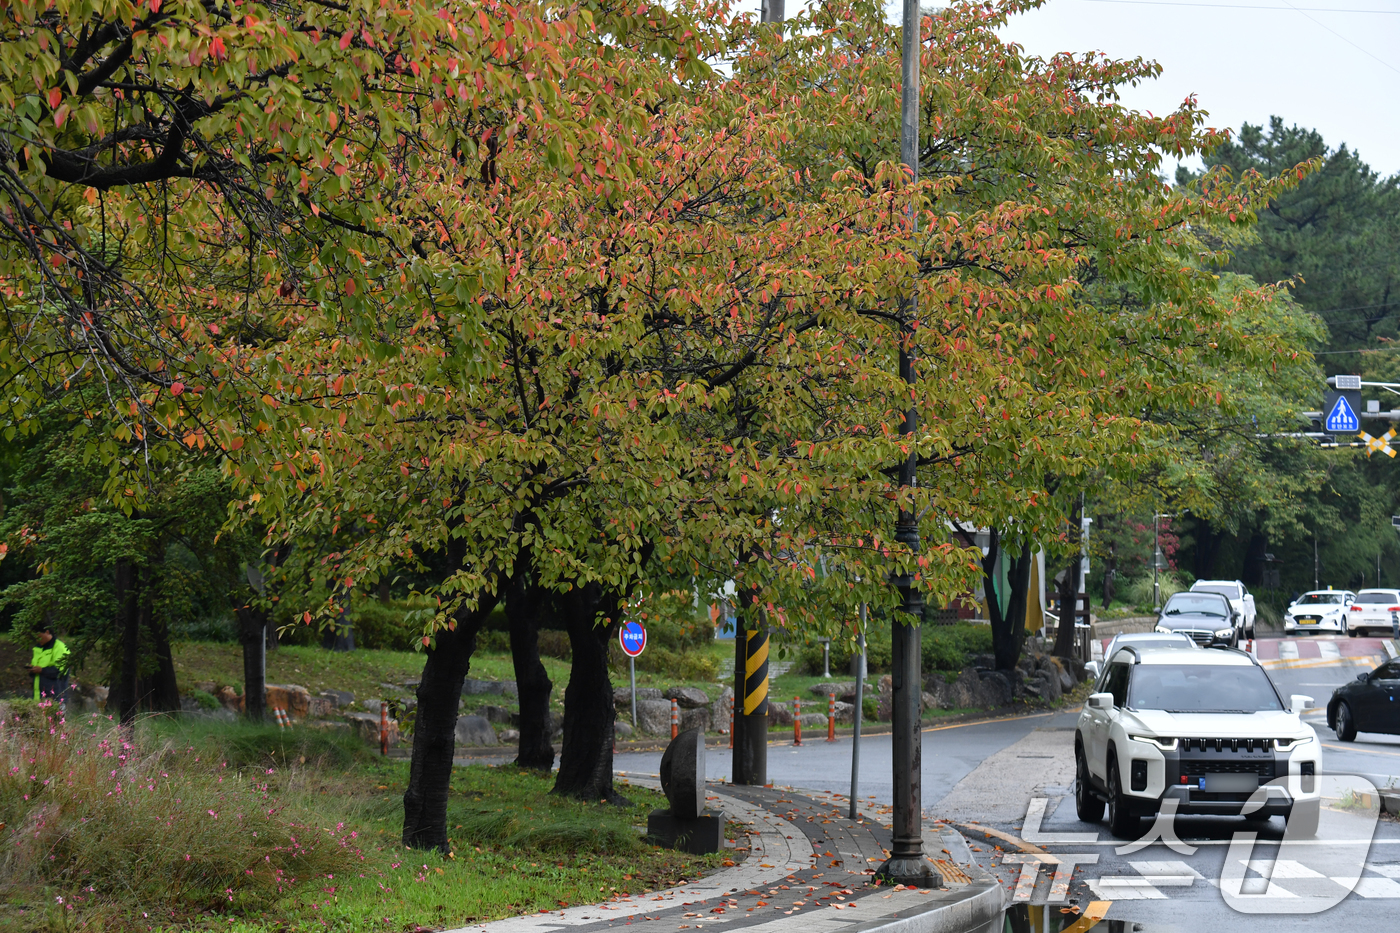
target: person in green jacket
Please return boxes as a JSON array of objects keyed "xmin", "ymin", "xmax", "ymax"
[{"xmin": 29, "ymin": 624, "xmax": 71, "ymax": 701}]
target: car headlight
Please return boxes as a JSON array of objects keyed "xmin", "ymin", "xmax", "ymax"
[
  {"xmin": 1129, "ymin": 734, "xmax": 1178, "ymax": 750},
  {"xmin": 1276, "ymin": 735, "xmax": 1315, "ymax": 749},
  {"xmin": 1154, "ymin": 625, "xmax": 1171, "ymax": 634},
  {"xmin": 1215, "ymin": 628, "xmax": 1234, "ymax": 638}
]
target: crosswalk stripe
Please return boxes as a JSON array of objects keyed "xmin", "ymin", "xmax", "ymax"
[
  {"xmin": 1087, "ymin": 878, "xmax": 1167, "ymax": 900},
  {"xmin": 1280, "ymin": 641, "xmax": 1299, "ymax": 659},
  {"xmin": 1351, "ymin": 877, "xmax": 1400, "ymax": 897},
  {"xmin": 1321, "ymin": 641, "xmax": 1340, "ymax": 659}
]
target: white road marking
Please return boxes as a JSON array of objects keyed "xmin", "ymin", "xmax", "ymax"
[
  {"xmin": 1320, "ymin": 641, "xmax": 1340, "ymax": 660},
  {"xmin": 1350, "ymin": 876, "xmax": 1400, "ymax": 897},
  {"xmin": 1236, "ymin": 859, "xmax": 1326, "ymax": 879},
  {"xmin": 1087, "ymin": 877, "xmax": 1167, "ymax": 899},
  {"xmin": 1129, "ymin": 860, "xmax": 1201, "ymax": 885},
  {"xmin": 1280, "ymin": 641, "xmax": 1299, "ymax": 660}
]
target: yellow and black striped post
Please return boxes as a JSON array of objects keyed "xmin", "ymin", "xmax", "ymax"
[{"xmin": 733, "ymin": 626, "xmax": 769, "ymax": 785}]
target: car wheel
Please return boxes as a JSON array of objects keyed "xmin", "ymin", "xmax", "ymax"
[
  {"xmin": 1287, "ymin": 799, "xmax": 1320, "ymax": 837},
  {"xmin": 1345, "ymin": 619, "xmax": 1354, "ymax": 637},
  {"xmin": 1106, "ymin": 757, "xmax": 1138, "ymax": 839},
  {"xmin": 1247, "ymin": 625, "xmax": 1256, "ymax": 640},
  {"xmin": 1335, "ymin": 701, "xmax": 1357, "ymax": 741},
  {"xmin": 1075, "ymin": 744, "xmax": 1105, "ymax": 823}
]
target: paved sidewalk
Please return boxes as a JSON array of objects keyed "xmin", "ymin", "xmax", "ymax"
[{"xmin": 447, "ymin": 780, "xmax": 1003, "ymax": 933}]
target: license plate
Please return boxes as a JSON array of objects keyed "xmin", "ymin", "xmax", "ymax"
[
  {"xmin": 1200, "ymin": 774, "xmax": 1259, "ymax": 793},
  {"xmin": 1299, "ymin": 617, "xmax": 1319, "ymax": 625}
]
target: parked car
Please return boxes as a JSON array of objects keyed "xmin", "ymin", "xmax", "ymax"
[
  {"xmin": 1154, "ymin": 591, "xmax": 1238, "ymax": 647},
  {"xmin": 1190, "ymin": 579, "xmax": 1258, "ymax": 639},
  {"xmin": 1087, "ymin": 632, "xmax": 1199, "ymax": 685},
  {"xmin": 1327, "ymin": 657, "xmax": 1400, "ymax": 741},
  {"xmin": 1074, "ymin": 643, "xmax": 1321, "ymax": 837},
  {"xmin": 1284, "ymin": 589, "xmax": 1358, "ymax": 635},
  {"xmin": 1347, "ymin": 589, "xmax": 1400, "ymax": 638}
]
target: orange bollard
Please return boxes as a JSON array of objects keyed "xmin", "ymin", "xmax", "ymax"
[
  {"xmin": 827, "ymin": 694, "xmax": 836, "ymax": 742},
  {"xmin": 728, "ymin": 697, "xmax": 734, "ymax": 748},
  {"xmin": 793, "ymin": 696, "xmax": 802, "ymax": 746},
  {"xmin": 670, "ymin": 698, "xmax": 679, "ymax": 739},
  {"xmin": 379, "ymin": 701, "xmax": 388, "ymax": 756}
]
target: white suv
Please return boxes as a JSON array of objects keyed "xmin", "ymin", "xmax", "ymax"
[
  {"xmin": 1074, "ymin": 644, "xmax": 1321, "ymax": 838},
  {"xmin": 1189, "ymin": 579, "xmax": 1257, "ymax": 639}
]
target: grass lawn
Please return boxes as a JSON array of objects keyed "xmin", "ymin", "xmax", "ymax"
[{"xmin": 0, "ymin": 710, "xmax": 724, "ymax": 932}]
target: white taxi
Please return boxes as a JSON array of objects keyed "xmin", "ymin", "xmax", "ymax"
[{"xmin": 1284, "ymin": 589, "xmax": 1357, "ymax": 635}]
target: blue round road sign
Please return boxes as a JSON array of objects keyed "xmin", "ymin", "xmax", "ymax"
[{"xmin": 619, "ymin": 621, "xmax": 647, "ymax": 657}]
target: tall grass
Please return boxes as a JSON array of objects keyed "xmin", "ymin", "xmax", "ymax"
[{"xmin": 0, "ymin": 701, "xmax": 364, "ymax": 923}]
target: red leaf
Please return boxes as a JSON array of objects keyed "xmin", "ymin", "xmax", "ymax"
[
  {"xmin": 339, "ymin": 29, "xmax": 354, "ymax": 50},
  {"xmin": 47, "ymin": 88, "xmax": 61, "ymax": 108},
  {"xmin": 169, "ymin": 382, "xmax": 185, "ymax": 396}
]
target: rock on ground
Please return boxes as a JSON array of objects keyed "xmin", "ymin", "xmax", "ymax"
[
  {"xmin": 344, "ymin": 711, "xmax": 399, "ymax": 747},
  {"xmin": 265, "ymin": 684, "xmax": 311, "ymax": 720},
  {"xmin": 454, "ymin": 714, "xmax": 498, "ymax": 747},
  {"xmin": 614, "ymin": 686, "xmax": 664, "ymax": 706},
  {"xmin": 636, "ymin": 698, "xmax": 674, "ymax": 735},
  {"xmin": 663, "ymin": 686, "xmax": 710, "ymax": 709}
]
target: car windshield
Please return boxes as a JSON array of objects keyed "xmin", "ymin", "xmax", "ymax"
[
  {"xmin": 1161, "ymin": 595, "xmax": 1228, "ymax": 617},
  {"xmin": 1296, "ymin": 593, "xmax": 1343, "ymax": 606},
  {"xmin": 1355, "ymin": 593, "xmax": 1399, "ymax": 604},
  {"xmin": 1194, "ymin": 584, "xmax": 1240, "ymax": 599},
  {"xmin": 1128, "ymin": 664, "xmax": 1283, "ymax": 712}
]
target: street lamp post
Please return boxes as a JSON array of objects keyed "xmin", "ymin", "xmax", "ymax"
[{"xmin": 875, "ymin": 0, "xmax": 933, "ymax": 887}]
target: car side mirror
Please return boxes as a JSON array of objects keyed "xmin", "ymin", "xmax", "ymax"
[
  {"xmin": 1085, "ymin": 661, "xmax": 1101, "ymax": 681},
  {"xmin": 1357, "ymin": 672, "xmax": 1371, "ymax": 683},
  {"xmin": 1290, "ymin": 694, "xmax": 1314, "ymax": 713},
  {"xmin": 1088, "ymin": 692, "xmax": 1114, "ymax": 710}
]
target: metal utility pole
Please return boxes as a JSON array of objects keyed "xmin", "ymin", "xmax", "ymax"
[
  {"xmin": 876, "ymin": 0, "xmax": 933, "ymax": 887},
  {"xmin": 760, "ymin": 0, "xmax": 784, "ymax": 23},
  {"xmin": 849, "ymin": 604, "xmax": 866, "ymax": 821}
]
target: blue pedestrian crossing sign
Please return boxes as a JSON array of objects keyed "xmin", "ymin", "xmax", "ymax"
[{"xmin": 1324, "ymin": 390, "xmax": 1362, "ymax": 434}]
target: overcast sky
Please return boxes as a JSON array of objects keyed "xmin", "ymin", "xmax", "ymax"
[{"xmin": 730, "ymin": 0, "xmax": 1400, "ymax": 177}]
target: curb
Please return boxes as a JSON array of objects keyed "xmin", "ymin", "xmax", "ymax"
[
  {"xmin": 441, "ymin": 781, "xmax": 1004, "ymax": 933},
  {"xmin": 443, "ymin": 701, "xmax": 1082, "ymax": 761}
]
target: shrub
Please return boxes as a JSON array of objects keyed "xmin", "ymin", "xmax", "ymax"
[
  {"xmin": 537, "ymin": 629, "xmax": 572, "ymax": 660},
  {"xmin": 1123, "ymin": 572, "xmax": 1189, "ymax": 609},
  {"xmin": 921, "ymin": 623, "xmax": 994, "ymax": 672},
  {"xmin": 794, "ymin": 624, "xmax": 892, "ymax": 675},
  {"xmin": 151, "ymin": 718, "xmax": 370, "ymax": 771},
  {"xmin": 187, "ymin": 687, "xmax": 221, "ymax": 710},
  {"xmin": 0, "ymin": 704, "xmax": 363, "ymax": 920},
  {"xmin": 351, "ymin": 596, "xmax": 436, "ymax": 651}
]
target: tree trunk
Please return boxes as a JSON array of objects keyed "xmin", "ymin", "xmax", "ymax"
[
  {"xmin": 1053, "ymin": 499, "xmax": 1084, "ymax": 659},
  {"xmin": 141, "ymin": 600, "xmax": 180, "ymax": 712},
  {"xmin": 553, "ymin": 583, "xmax": 625, "ymax": 803},
  {"xmin": 1242, "ymin": 530, "xmax": 1267, "ymax": 588},
  {"xmin": 235, "ymin": 603, "xmax": 268, "ymax": 722},
  {"xmin": 401, "ymin": 597, "xmax": 498, "ymax": 853},
  {"xmin": 507, "ymin": 566, "xmax": 555, "ymax": 771},
  {"xmin": 113, "ymin": 560, "xmax": 141, "ymax": 724},
  {"xmin": 992, "ymin": 547, "xmax": 1032, "ymax": 671},
  {"xmin": 1102, "ymin": 546, "xmax": 1117, "ymax": 609},
  {"xmin": 1192, "ymin": 518, "xmax": 1223, "ymax": 582}
]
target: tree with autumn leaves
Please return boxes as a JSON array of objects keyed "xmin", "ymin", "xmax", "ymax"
[{"xmin": 1, "ymin": 0, "xmax": 1319, "ymax": 855}]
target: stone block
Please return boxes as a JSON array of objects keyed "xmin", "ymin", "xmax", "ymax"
[
  {"xmin": 615, "ymin": 720, "xmax": 634, "ymax": 738},
  {"xmin": 479, "ymin": 705, "xmax": 514, "ymax": 724},
  {"xmin": 265, "ymin": 683, "xmax": 311, "ymax": 720},
  {"xmin": 832, "ymin": 700, "xmax": 855, "ymax": 724},
  {"xmin": 798, "ymin": 713, "xmax": 827, "ymax": 728},
  {"xmin": 809, "ymin": 682, "xmax": 846, "ymax": 697},
  {"xmin": 455, "ymin": 714, "xmax": 498, "ymax": 747},
  {"xmin": 499, "ymin": 728, "xmax": 521, "ymax": 743},
  {"xmin": 978, "ymin": 670, "xmax": 1016, "ymax": 707},
  {"xmin": 659, "ymin": 728, "xmax": 706, "ymax": 817},
  {"xmin": 636, "ymin": 698, "xmax": 674, "ymax": 735},
  {"xmin": 646, "ymin": 808, "xmax": 724, "ymax": 855},
  {"xmin": 307, "ymin": 696, "xmax": 334, "ymax": 719},
  {"xmin": 663, "ymin": 686, "xmax": 711, "ymax": 709},
  {"xmin": 319, "ymin": 689, "xmax": 354, "ymax": 709},
  {"xmin": 345, "ymin": 711, "xmax": 398, "ymax": 746},
  {"xmin": 462, "ymin": 679, "xmax": 508, "ymax": 696},
  {"xmin": 676, "ymin": 707, "xmax": 707, "ymax": 733},
  {"xmin": 615, "ymin": 686, "xmax": 664, "ymax": 706},
  {"xmin": 217, "ymin": 685, "xmax": 244, "ymax": 713}
]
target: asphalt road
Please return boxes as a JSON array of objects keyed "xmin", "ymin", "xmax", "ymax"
[{"xmin": 614, "ymin": 634, "xmax": 1400, "ymax": 932}]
